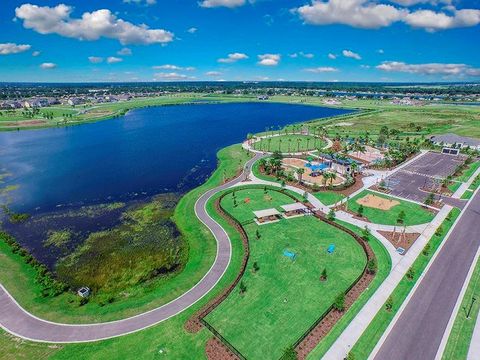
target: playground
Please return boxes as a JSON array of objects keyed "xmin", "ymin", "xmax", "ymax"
[
  {"xmin": 205, "ymin": 214, "xmax": 366, "ymax": 360},
  {"xmin": 253, "ymin": 134, "xmax": 326, "ymax": 153},
  {"xmin": 345, "ymin": 190, "xmax": 436, "ymax": 226},
  {"xmin": 282, "ymin": 157, "xmax": 345, "ymax": 186}
]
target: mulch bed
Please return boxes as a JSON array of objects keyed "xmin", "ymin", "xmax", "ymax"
[
  {"xmin": 378, "ymin": 230, "xmax": 421, "ymax": 252},
  {"xmin": 205, "ymin": 337, "xmax": 240, "ymax": 360}
]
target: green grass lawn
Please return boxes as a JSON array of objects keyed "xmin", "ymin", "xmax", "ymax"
[
  {"xmin": 253, "ymin": 134, "xmax": 325, "ymax": 153},
  {"xmin": 351, "ymin": 208, "xmax": 461, "ymax": 359},
  {"xmin": 442, "ymin": 255, "xmax": 480, "ymax": 360},
  {"xmin": 221, "ymin": 187, "xmax": 299, "ymax": 223},
  {"xmin": 314, "ymin": 191, "xmax": 346, "ymax": 206},
  {"xmin": 346, "ymin": 190, "xmax": 435, "ymax": 226},
  {"xmin": 448, "ymin": 181, "xmax": 463, "ymax": 193},
  {"xmin": 306, "ymin": 220, "xmax": 391, "ymax": 359},
  {"xmin": 0, "ymin": 144, "xmax": 251, "ymax": 324},
  {"xmin": 206, "ymin": 191, "xmax": 366, "ymax": 360},
  {"xmin": 455, "ymin": 161, "xmax": 480, "ymax": 183}
]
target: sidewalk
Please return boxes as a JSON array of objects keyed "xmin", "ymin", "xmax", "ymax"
[
  {"xmin": 452, "ymin": 165, "xmax": 480, "ymax": 199},
  {"xmin": 468, "ymin": 310, "xmax": 480, "ymax": 360},
  {"xmin": 322, "ymin": 204, "xmax": 452, "ymax": 360}
]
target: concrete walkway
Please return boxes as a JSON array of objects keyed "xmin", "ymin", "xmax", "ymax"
[
  {"xmin": 468, "ymin": 309, "xmax": 480, "ymax": 360},
  {"xmin": 323, "ymin": 204, "xmax": 452, "ymax": 359},
  {"xmin": 0, "ymin": 154, "xmax": 264, "ymax": 343}
]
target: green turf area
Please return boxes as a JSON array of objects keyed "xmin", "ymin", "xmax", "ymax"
[
  {"xmin": 351, "ymin": 208, "xmax": 461, "ymax": 359},
  {"xmin": 206, "ymin": 188, "xmax": 366, "ymax": 360},
  {"xmin": 346, "ymin": 190, "xmax": 435, "ymax": 226},
  {"xmin": 306, "ymin": 220, "xmax": 391, "ymax": 359},
  {"xmin": 455, "ymin": 161, "xmax": 480, "ymax": 183},
  {"xmin": 461, "ymin": 190, "xmax": 474, "ymax": 200},
  {"xmin": 253, "ymin": 134, "xmax": 326, "ymax": 153},
  {"xmin": 442, "ymin": 255, "xmax": 480, "ymax": 360},
  {"xmin": 314, "ymin": 191, "xmax": 346, "ymax": 206},
  {"xmin": 0, "ymin": 144, "xmax": 251, "ymax": 324},
  {"xmin": 448, "ymin": 181, "xmax": 463, "ymax": 193},
  {"xmin": 221, "ymin": 187, "xmax": 299, "ymax": 223}
]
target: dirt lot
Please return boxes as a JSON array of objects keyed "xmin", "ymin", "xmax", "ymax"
[{"xmin": 356, "ymin": 194, "xmax": 399, "ymax": 210}]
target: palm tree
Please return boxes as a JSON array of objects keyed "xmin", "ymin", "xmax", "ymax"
[
  {"xmin": 350, "ymin": 162, "xmax": 359, "ymax": 175},
  {"xmin": 267, "ymin": 138, "xmax": 272, "ymax": 152},
  {"xmin": 329, "ymin": 172, "xmax": 337, "ymax": 185},
  {"xmin": 297, "ymin": 138, "xmax": 301, "ymax": 152},
  {"xmin": 288, "ymin": 138, "xmax": 292, "ymax": 153},
  {"xmin": 296, "ymin": 168, "xmax": 305, "ymax": 183},
  {"xmin": 323, "ymin": 172, "xmax": 332, "ymax": 187}
]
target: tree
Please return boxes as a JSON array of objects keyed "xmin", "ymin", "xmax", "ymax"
[
  {"xmin": 424, "ymin": 192, "xmax": 435, "ymax": 206},
  {"xmin": 333, "ymin": 292, "xmax": 345, "ymax": 312},
  {"xmin": 255, "ymin": 229, "xmax": 261, "ymax": 240},
  {"xmin": 362, "ymin": 226, "xmax": 370, "ymax": 241},
  {"xmin": 239, "ymin": 281, "xmax": 247, "ymax": 294},
  {"xmin": 385, "ymin": 295, "xmax": 393, "ymax": 312},
  {"xmin": 327, "ymin": 209, "xmax": 336, "ymax": 221},
  {"xmin": 253, "ymin": 262, "xmax": 260, "ymax": 273},
  {"xmin": 357, "ymin": 204, "xmax": 364, "ymax": 217},
  {"xmin": 367, "ymin": 259, "xmax": 377, "ymax": 274},
  {"xmin": 346, "ymin": 351, "xmax": 356, "ymax": 360},
  {"xmin": 435, "ymin": 225, "xmax": 443, "ymax": 237},
  {"xmin": 296, "ymin": 168, "xmax": 305, "ymax": 183},
  {"xmin": 422, "ymin": 243, "xmax": 431, "ymax": 256},
  {"xmin": 397, "ymin": 210, "xmax": 406, "ymax": 225},
  {"xmin": 319, "ymin": 267, "xmax": 328, "ymax": 281},
  {"xmin": 406, "ymin": 267, "xmax": 415, "ymax": 280}
]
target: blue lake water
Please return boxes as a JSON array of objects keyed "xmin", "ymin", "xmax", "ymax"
[{"xmin": 0, "ymin": 102, "xmax": 353, "ymax": 213}]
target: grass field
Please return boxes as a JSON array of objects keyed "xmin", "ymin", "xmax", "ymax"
[
  {"xmin": 442, "ymin": 255, "xmax": 480, "ymax": 360},
  {"xmin": 346, "ymin": 190, "xmax": 435, "ymax": 226},
  {"xmin": 206, "ymin": 188, "xmax": 366, "ymax": 359},
  {"xmin": 351, "ymin": 208, "xmax": 461, "ymax": 359},
  {"xmin": 455, "ymin": 161, "xmax": 480, "ymax": 183},
  {"xmin": 314, "ymin": 191, "xmax": 346, "ymax": 206},
  {"xmin": 306, "ymin": 220, "xmax": 391, "ymax": 359},
  {"xmin": 253, "ymin": 134, "xmax": 326, "ymax": 153}
]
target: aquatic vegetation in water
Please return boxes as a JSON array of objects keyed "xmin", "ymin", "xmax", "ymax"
[{"xmin": 44, "ymin": 230, "xmax": 73, "ymax": 249}]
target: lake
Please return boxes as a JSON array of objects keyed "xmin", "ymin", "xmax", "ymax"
[{"xmin": 0, "ymin": 102, "xmax": 353, "ymax": 214}]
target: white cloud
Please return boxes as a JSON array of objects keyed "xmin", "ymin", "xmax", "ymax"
[
  {"xmin": 218, "ymin": 52, "xmax": 249, "ymax": 63},
  {"xmin": 40, "ymin": 62, "xmax": 56, "ymax": 69},
  {"xmin": 153, "ymin": 72, "xmax": 195, "ymax": 81},
  {"xmin": 107, "ymin": 56, "xmax": 123, "ymax": 64},
  {"xmin": 152, "ymin": 64, "xmax": 195, "ymax": 71},
  {"xmin": 200, "ymin": 0, "xmax": 246, "ymax": 8},
  {"xmin": 88, "ymin": 56, "xmax": 103, "ymax": 63},
  {"xmin": 32, "ymin": 50, "xmax": 41, "ymax": 56},
  {"xmin": 376, "ymin": 61, "xmax": 480, "ymax": 76},
  {"xmin": 258, "ymin": 54, "xmax": 280, "ymax": 66},
  {"xmin": 117, "ymin": 47, "xmax": 132, "ymax": 56},
  {"xmin": 15, "ymin": 4, "xmax": 173, "ymax": 45},
  {"xmin": 404, "ymin": 8, "xmax": 480, "ymax": 31},
  {"xmin": 328, "ymin": 53, "xmax": 337, "ymax": 59},
  {"xmin": 0, "ymin": 43, "xmax": 31, "ymax": 55},
  {"xmin": 205, "ymin": 71, "xmax": 222, "ymax": 76},
  {"xmin": 296, "ymin": 0, "xmax": 406, "ymax": 29},
  {"xmin": 123, "ymin": 0, "xmax": 157, "ymax": 5},
  {"xmin": 295, "ymin": 0, "xmax": 479, "ymax": 31},
  {"xmin": 343, "ymin": 49, "xmax": 362, "ymax": 60},
  {"xmin": 187, "ymin": 27, "xmax": 198, "ymax": 33},
  {"xmin": 290, "ymin": 51, "xmax": 315, "ymax": 59},
  {"xmin": 304, "ymin": 67, "xmax": 339, "ymax": 73},
  {"xmin": 377, "ymin": 49, "xmax": 384, "ymax": 54}
]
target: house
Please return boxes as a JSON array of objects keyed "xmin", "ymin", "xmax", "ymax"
[
  {"xmin": 430, "ymin": 134, "xmax": 480, "ymax": 151},
  {"xmin": 67, "ymin": 97, "xmax": 83, "ymax": 106}
]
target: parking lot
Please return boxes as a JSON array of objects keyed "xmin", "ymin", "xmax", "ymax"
[{"xmin": 381, "ymin": 152, "xmax": 467, "ymax": 208}]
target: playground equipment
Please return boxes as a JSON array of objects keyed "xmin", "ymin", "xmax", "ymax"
[
  {"xmin": 283, "ymin": 249, "xmax": 297, "ymax": 260},
  {"xmin": 327, "ymin": 244, "xmax": 335, "ymax": 254}
]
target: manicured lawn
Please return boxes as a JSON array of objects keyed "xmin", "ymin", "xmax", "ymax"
[
  {"xmin": 461, "ymin": 190, "xmax": 474, "ymax": 200},
  {"xmin": 448, "ymin": 181, "xmax": 462, "ymax": 193},
  {"xmin": 442, "ymin": 255, "xmax": 480, "ymax": 360},
  {"xmin": 221, "ymin": 187, "xmax": 299, "ymax": 223},
  {"xmin": 455, "ymin": 161, "xmax": 480, "ymax": 183},
  {"xmin": 206, "ymin": 194, "xmax": 366, "ymax": 360},
  {"xmin": 351, "ymin": 208, "xmax": 461, "ymax": 359},
  {"xmin": 306, "ymin": 220, "xmax": 391, "ymax": 359},
  {"xmin": 314, "ymin": 191, "xmax": 346, "ymax": 206},
  {"xmin": 253, "ymin": 134, "xmax": 325, "ymax": 153},
  {"xmin": 346, "ymin": 190, "xmax": 435, "ymax": 226},
  {"xmin": 0, "ymin": 144, "xmax": 252, "ymax": 324}
]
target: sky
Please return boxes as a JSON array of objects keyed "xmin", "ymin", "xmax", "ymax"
[{"xmin": 0, "ymin": 0, "xmax": 479, "ymax": 83}]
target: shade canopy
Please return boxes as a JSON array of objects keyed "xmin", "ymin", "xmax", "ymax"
[
  {"xmin": 253, "ymin": 208, "xmax": 281, "ymax": 218},
  {"xmin": 281, "ymin": 203, "xmax": 307, "ymax": 212}
]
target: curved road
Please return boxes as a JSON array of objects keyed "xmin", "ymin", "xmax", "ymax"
[{"xmin": 0, "ymin": 153, "xmax": 264, "ymax": 343}]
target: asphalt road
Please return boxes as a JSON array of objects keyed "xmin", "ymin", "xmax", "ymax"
[
  {"xmin": 0, "ymin": 153, "xmax": 263, "ymax": 343},
  {"xmin": 374, "ymin": 189, "xmax": 480, "ymax": 360}
]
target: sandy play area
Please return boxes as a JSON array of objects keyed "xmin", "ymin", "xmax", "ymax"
[
  {"xmin": 282, "ymin": 158, "xmax": 344, "ymax": 186},
  {"xmin": 356, "ymin": 193, "xmax": 399, "ymax": 210}
]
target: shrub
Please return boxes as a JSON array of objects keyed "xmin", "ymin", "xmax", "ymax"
[
  {"xmin": 357, "ymin": 204, "xmax": 364, "ymax": 217},
  {"xmin": 239, "ymin": 281, "xmax": 247, "ymax": 295},
  {"xmin": 435, "ymin": 225, "xmax": 443, "ymax": 237},
  {"xmin": 333, "ymin": 292, "xmax": 345, "ymax": 312},
  {"xmin": 327, "ymin": 209, "xmax": 336, "ymax": 221},
  {"xmin": 280, "ymin": 346, "xmax": 297, "ymax": 360},
  {"xmin": 320, "ymin": 268, "xmax": 327, "ymax": 281},
  {"xmin": 422, "ymin": 243, "xmax": 431, "ymax": 256},
  {"xmin": 252, "ymin": 262, "xmax": 260, "ymax": 273},
  {"xmin": 406, "ymin": 267, "xmax": 415, "ymax": 280},
  {"xmin": 346, "ymin": 351, "xmax": 355, "ymax": 360},
  {"xmin": 397, "ymin": 210, "xmax": 406, "ymax": 224},
  {"xmin": 367, "ymin": 259, "xmax": 377, "ymax": 274},
  {"xmin": 385, "ymin": 295, "xmax": 393, "ymax": 312},
  {"xmin": 362, "ymin": 226, "xmax": 370, "ymax": 241},
  {"xmin": 255, "ymin": 229, "xmax": 261, "ymax": 240}
]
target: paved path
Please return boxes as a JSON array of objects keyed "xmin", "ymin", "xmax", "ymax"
[
  {"xmin": 371, "ymin": 189, "xmax": 480, "ymax": 360},
  {"xmin": 468, "ymin": 309, "xmax": 480, "ymax": 360},
  {"xmin": 0, "ymin": 154, "xmax": 264, "ymax": 343}
]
